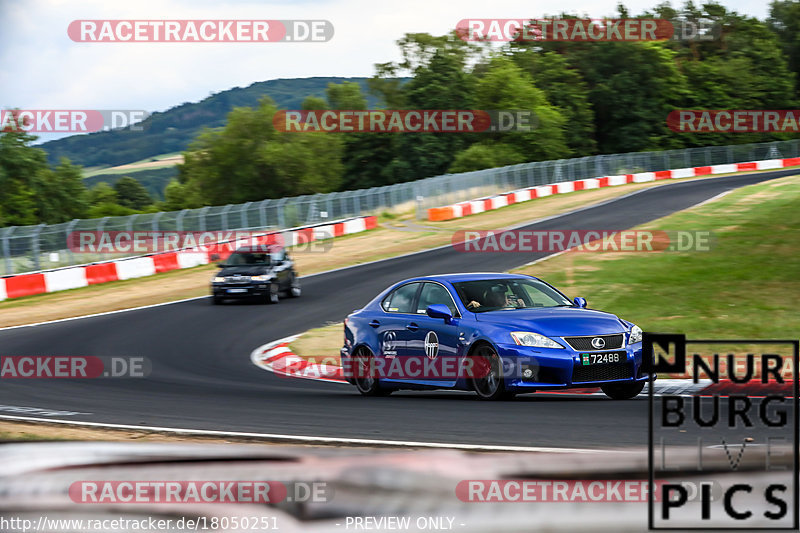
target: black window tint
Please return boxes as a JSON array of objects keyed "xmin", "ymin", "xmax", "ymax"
[
  {"xmin": 382, "ymin": 282, "xmax": 420, "ymax": 314},
  {"xmin": 417, "ymin": 283, "xmax": 457, "ymax": 315},
  {"xmin": 229, "ymin": 253, "xmax": 270, "ymax": 266}
]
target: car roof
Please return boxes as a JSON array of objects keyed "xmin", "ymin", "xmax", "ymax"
[
  {"xmin": 399, "ymin": 273, "xmax": 537, "ymax": 284},
  {"xmin": 233, "ymin": 245, "xmax": 282, "ymax": 253}
]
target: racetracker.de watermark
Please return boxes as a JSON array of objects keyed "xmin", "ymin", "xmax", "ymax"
[
  {"xmin": 69, "ymin": 480, "xmax": 330, "ymax": 504},
  {"xmin": 67, "ymin": 231, "xmax": 331, "ymax": 254},
  {"xmin": 668, "ymin": 110, "xmax": 800, "ymax": 133},
  {"xmin": 0, "ymin": 356, "xmax": 150, "ymax": 379},
  {"xmin": 273, "ymin": 110, "xmax": 537, "ymax": 133},
  {"xmin": 341, "ymin": 354, "xmax": 494, "ymax": 381},
  {"xmin": 452, "ymin": 230, "xmax": 715, "ymax": 253},
  {"xmin": 68, "ymin": 20, "xmax": 333, "ymax": 42},
  {"xmin": 455, "ymin": 18, "xmax": 718, "ymax": 42},
  {"xmin": 456, "ymin": 479, "xmax": 720, "ymax": 502},
  {"xmin": 1, "ymin": 110, "xmax": 148, "ymax": 133}
]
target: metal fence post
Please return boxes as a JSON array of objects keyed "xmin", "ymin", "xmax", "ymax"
[
  {"xmin": 276, "ymin": 197, "xmax": 288, "ymax": 228},
  {"xmin": 327, "ymin": 192, "xmax": 337, "ymax": 220},
  {"xmin": 241, "ymin": 202, "xmax": 252, "ymax": 229},
  {"xmin": 198, "ymin": 206, "xmax": 210, "ymax": 232},
  {"xmin": 64, "ymin": 219, "xmax": 79, "ymax": 267},
  {"xmin": 96, "ymin": 217, "xmax": 111, "ymax": 262},
  {"xmin": 31, "ymin": 224, "xmax": 45, "ymax": 271},
  {"xmin": 176, "ymin": 209, "xmax": 188, "ymax": 232},
  {"xmin": 126, "ymin": 214, "xmax": 139, "ymax": 232},
  {"xmin": 220, "ymin": 204, "xmax": 234, "ymax": 230},
  {"xmin": 2, "ymin": 226, "xmax": 15, "ymax": 275},
  {"xmin": 151, "ymin": 211, "xmax": 163, "ymax": 231},
  {"xmin": 414, "ymin": 180, "xmax": 422, "ymax": 220},
  {"xmin": 258, "ymin": 200, "xmax": 269, "ymax": 229}
]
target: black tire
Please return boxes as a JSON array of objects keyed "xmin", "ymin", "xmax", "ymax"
[
  {"xmin": 471, "ymin": 344, "xmax": 515, "ymax": 401},
  {"xmin": 211, "ymin": 295, "xmax": 223, "ymax": 305},
  {"xmin": 267, "ymin": 282, "xmax": 280, "ymax": 304},
  {"xmin": 601, "ymin": 381, "xmax": 645, "ymax": 400},
  {"xmin": 352, "ymin": 346, "xmax": 391, "ymax": 397},
  {"xmin": 288, "ymin": 273, "xmax": 301, "ymax": 298}
]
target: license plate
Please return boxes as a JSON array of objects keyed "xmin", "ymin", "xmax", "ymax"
[
  {"xmin": 227, "ymin": 288, "xmax": 248, "ymax": 294},
  {"xmin": 581, "ymin": 352, "xmax": 622, "ymax": 365}
]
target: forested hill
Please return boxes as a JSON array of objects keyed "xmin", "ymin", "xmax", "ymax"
[{"xmin": 39, "ymin": 77, "xmax": 378, "ymax": 168}]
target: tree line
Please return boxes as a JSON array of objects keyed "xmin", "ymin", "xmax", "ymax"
[
  {"xmin": 0, "ymin": 128, "xmax": 163, "ymax": 227},
  {"xmin": 173, "ymin": 1, "xmax": 800, "ymax": 206}
]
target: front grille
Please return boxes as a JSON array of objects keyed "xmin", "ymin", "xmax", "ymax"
[
  {"xmin": 563, "ymin": 334, "xmax": 624, "ymax": 351},
  {"xmin": 226, "ymin": 276, "xmax": 251, "ymax": 283},
  {"xmin": 572, "ymin": 362, "xmax": 632, "ymax": 383}
]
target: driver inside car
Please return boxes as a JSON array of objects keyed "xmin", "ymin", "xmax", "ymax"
[{"xmin": 467, "ymin": 284, "xmax": 524, "ymax": 310}]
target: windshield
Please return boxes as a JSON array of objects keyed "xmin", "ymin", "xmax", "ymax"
[
  {"xmin": 226, "ymin": 252, "xmax": 271, "ymax": 266},
  {"xmin": 452, "ymin": 278, "xmax": 573, "ymax": 313}
]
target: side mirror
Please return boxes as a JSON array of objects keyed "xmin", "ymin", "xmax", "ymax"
[
  {"xmin": 426, "ymin": 304, "xmax": 454, "ymax": 323},
  {"xmin": 573, "ymin": 297, "xmax": 587, "ymax": 308}
]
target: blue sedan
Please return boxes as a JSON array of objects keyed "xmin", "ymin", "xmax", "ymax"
[{"xmin": 340, "ymin": 273, "xmax": 649, "ymax": 400}]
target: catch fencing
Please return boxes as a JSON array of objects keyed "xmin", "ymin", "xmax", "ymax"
[{"xmin": 2, "ymin": 139, "xmax": 798, "ymax": 275}]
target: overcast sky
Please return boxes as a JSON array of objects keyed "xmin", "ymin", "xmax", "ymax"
[{"xmin": 0, "ymin": 0, "xmax": 772, "ymax": 142}]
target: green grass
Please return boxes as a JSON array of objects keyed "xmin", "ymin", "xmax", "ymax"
[
  {"xmin": 291, "ymin": 176, "xmax": 800, "ymax": 362},
  {"xmin": 82, "ymin": 152, "xmax": 182, "ymax": 177},
  {"xmin": 515, "ymin": 176, "xmax": 800, "ymax": 338}
]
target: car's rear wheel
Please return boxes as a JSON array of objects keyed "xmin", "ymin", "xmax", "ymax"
[
  {"xmin": 352, "ymin": 346, "xmax": 391, "ymax": 396},
  {"xmin": 601, "ymin": 381, "xmax": 645, "ymax": 400},
  {"xmin": 471, "ymin": 344, "xmax": 515, "ymax": 401}
]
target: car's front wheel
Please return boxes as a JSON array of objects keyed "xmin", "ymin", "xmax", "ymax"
[
  {"xmin": 471, "ymin": 344, "xmax": 515, "ymax": 401},
  {"xmin": 267, "ymin": 282, "xmax": 280, "ymax": 304},
  {"xmin": 352, "ymin": 346, "xmax": 391, "ymax": 397},
  {"xmin": 288, "ymin": 273, "xmax": 301, "ymax": 298},
  {"xmin": 601, "ymin": 381, "xmax": 645, "ymax": 400}
]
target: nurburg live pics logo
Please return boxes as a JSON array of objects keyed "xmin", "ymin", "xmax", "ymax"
[{"xmin": 644, "ymin": 332, "xmax": 799, "ymax": 529}]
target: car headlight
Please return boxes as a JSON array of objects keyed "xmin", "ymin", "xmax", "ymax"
[
  {"xmin": 629, "ymin": 324, "xmax": 643, "ymax": 344},
  {"xmin": 251, "ymin": 275, "xmax": 270, "ymax": 282},
  {"xmin": 212, "ymin": 276, "xmax": 225, "ymax": 283},
  {"xmin": 510, "ymin": 331, "xmax": 564, "ymax": 349}
]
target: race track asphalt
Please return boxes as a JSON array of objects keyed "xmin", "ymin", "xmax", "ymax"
[{"xmin": 0, "ymin": 170, "xmax": 795, "ymax": 449}]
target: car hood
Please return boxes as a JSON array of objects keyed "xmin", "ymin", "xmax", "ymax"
[
  {"xmin": 474, "ymin": 307, "xmax": 629, "ymax": 337},
  {"xmin": 217, "ymin": 265, "xmax": 272, "ymax": 276}
]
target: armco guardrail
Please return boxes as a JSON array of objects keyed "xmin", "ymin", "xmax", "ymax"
[
  {"xmin": 428, "ymin": 157, "xmax": 800, "ymax": 221},
  {"xmin": 1, "ymin": 139, "xmax": 798, "ymax": 275},
  {"xmin": 0, "ymin": 215, "xmax": 376, "ymax": 301}
]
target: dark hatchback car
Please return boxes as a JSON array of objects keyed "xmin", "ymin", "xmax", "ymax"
[{"xmin": 210, "ymin": 246, "xmax": 301, "ymax": 304}]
